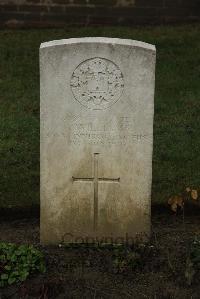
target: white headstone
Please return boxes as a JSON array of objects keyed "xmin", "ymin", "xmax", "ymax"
[{"xmin": 40, "ymin": 37, "xmax": 156, "ymax": 244}]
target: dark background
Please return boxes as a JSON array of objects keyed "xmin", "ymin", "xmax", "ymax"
[{"xmin": 0, "ymin": 0, "xmax": 200, "ymax": 28}]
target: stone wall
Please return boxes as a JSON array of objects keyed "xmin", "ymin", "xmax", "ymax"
[{"xmin": 0, "ymin": 0, "xmax": 199, "ymax": 28}]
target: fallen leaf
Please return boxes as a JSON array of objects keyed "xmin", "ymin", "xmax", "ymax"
[
  {"xmin": 168, "ymin": 195, "xmax": 184, "ymax": 212},
  {"xmin": 191, "ymin": 189, "xmax": 198, "ymax": 200}
]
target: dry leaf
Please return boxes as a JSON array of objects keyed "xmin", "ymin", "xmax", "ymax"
[
  {"xmin": 168, "ymin": 197, "xmax": 173, "ymax": 205},
  {"xmin": 191, "ymin": 189, "xmax": 198, "ymax": 200},
  {"xmin": 168, "ymin": 195, "xmax": 184, "ymax": 212},
  {"xmin": 171, "ymin": 203, "xmax": 177, "ymax": 212},
  {"xmin": 186, "ymin": 187, "xmax": 191, "ymax": 193}
]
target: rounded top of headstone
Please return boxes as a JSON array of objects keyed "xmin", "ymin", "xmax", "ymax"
[{"xmin": 40, "ymin": 37, "xmax": 156, "ymax": 52}]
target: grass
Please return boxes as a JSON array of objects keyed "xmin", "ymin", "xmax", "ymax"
[{"xmin": 0, "ymin": 24, "xmax": 200, "ymax": 208}]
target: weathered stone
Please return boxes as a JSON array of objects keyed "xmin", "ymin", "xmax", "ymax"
[{"xmin": 40, "ymin": 37, "xmax": 156, "ymax": 244}]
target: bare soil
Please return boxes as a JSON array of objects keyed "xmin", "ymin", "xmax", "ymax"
[{"xmin": 0, "ymin": 205, "xmax": 200, "ymax": 299}]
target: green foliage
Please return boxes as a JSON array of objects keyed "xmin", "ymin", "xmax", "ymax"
[
  {"xmin": 112, "ymin": 250, "xmax": 141, "ymax": 273},
  {"xmin": 111, "ymin": 243, "xmax": 155, "ymax": 273},
  {"xmin": 63, "ymin": 242, "xmax": 156, "ymax": 273},
  {"xmin": 185, "ymin": 236, "xmax": 200, "ymax": 285},
  {"xmin": 190, "ymin": 237, "xmax": 200, "ymax": 269},
  {"xmin": 0, "ymin": 242, "xmax": 46, "ymax": 288}
]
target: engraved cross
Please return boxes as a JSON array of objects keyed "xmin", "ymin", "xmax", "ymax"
[{"xmin": 72, "ymin": 153, "xmax": 120, "ymax": 232}]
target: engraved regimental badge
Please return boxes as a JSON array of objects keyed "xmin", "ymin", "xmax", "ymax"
[{"xmin": 70, "ymin": 57, "xmax": 124, "ymax": 110}]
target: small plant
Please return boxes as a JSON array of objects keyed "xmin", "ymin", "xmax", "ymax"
[
  {"xmin": 190, "ymin": 237, "xmax": 200, "ymax": 268},
  {"xmin": 62, "ymin": 242, "xmax": 156, "ymax": 274},
  {"xmin": 111, "ymin": 243, "xmax": 155, "ymax": 274},
  {"xmin": 168, "ymin": 187, "xmax": 199, "ymax": 213},
  {"xmin": 0, "ymin": 242, "xmax": 46, "ymax": 287},
  {"xmin": 112, "ymin": 249, "xmax": 141, "ymax": 273},
  {"xmin": 185, "ymin": 236, "xmax": 200, "ymax": 285}
]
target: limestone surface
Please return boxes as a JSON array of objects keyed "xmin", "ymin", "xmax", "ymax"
[{"xmin": 40, "ymin": 37, "xmax": 156, "ymax": 244}]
